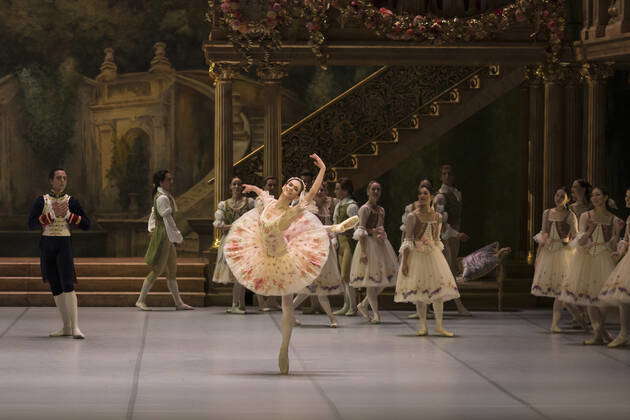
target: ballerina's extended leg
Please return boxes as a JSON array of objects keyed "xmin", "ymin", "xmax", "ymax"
[{"xmin": 279, "ymin": 295, "xmax": 294, "ymax": 374}]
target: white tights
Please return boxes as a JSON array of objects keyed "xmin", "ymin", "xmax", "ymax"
[
  {"xmin": 279, "ymin": 295, "xmax": 294, "ymax": 374},
  {"xmin": 232, "ymin": 282, "xmax": 246, "ymax": 309},
  {"xmin": 293, "ymin": 294, "xmax": 335, "ymax": 323},
  {"xmin": 415, "ymin": 300, "xmax": 453, "ymax": 336},
  {"xmin": 609, "ymin": 304, "xmax": 630, "ymax": 347}
]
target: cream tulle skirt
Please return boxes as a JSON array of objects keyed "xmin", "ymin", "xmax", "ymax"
[
  {"xmin": 599, "ymin": 252, "xmax": 630, "ymax": 305},
  {"xmin": 297, "ymin": 243, "xmax": 343, "ymax": 296},
  {"xmin": 394, "ymin": 243, "xmax": 460, "ymax": 303},
  {"xmin": 531, "ymin": 243, "xmax": 574, "ymax": 298},
  {"xmin": 560, "ymin": 247, "xmax": 615, "ymax": 306},
  {"xmin": 224, "ymin": 209, "xmax": 329, "ymax": 296},
  {"xmin": 212, "ymin": 237, "xmax": 236, "ymax": 284},
  {"xmin": 349, "ymin": 236, "xmax": 399, "ymax": 288}
]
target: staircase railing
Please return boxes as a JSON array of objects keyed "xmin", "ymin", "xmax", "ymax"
[{"xmin": 231, "ymin": 64, "xmax": 481, "ymax": 185}]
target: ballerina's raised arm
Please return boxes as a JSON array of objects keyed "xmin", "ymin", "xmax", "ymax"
[{"xmin": 303, "ymin": 154, "xmax": 326, "ymax": 204}]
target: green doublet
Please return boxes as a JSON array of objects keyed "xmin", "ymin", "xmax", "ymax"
[{"xmin": 144, "ymin": 193, "xmax": 173, "ymax": 266}]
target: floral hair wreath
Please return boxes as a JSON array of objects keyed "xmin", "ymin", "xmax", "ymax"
[{"xmin": 286, "ymin": 177, "xmax": 307, "ymax": 193}]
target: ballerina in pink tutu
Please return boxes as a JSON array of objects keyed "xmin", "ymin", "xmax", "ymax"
[{"xmin": 223, "ymin": 154, "xmax": 358, "ymax": 374}]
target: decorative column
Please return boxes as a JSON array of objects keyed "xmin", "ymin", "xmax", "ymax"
[
  {"xmin": 526, "ymin": 66, "xmax": 544, "ymax": 263},
  {"xmin": 564, "ymin": 66, "xmax": 583, "ymax": 183},
  {"xmin": 257, "ymin": 63, "xmax": 287, "ymax": 181},
  {"xmin": 209, "ymin": 62, "xmax": 238, "ymax": 247},
  {"xmin": 519, "ymin": 79, "xmax": 530, "ymax": 258},
  {"xmin": 542, "ymin": 65, "xmax": 566, "ymax": 209},
  {"xmin": 581, "ymin": 62, "xmax": 614, "ymax": 188}
]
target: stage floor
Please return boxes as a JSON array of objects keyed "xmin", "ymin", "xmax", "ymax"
[{"xmin": 1, "ymin": 308, "xmax": 629, "ymax": 420}]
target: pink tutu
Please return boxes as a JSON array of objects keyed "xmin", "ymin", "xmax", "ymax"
[{"xmin": 223, "ymin": 194, "xmax": 330, "ymax": 296}]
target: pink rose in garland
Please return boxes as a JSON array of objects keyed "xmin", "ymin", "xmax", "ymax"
[{"xmin": 379, "ymin": 7, "xmax": 393, "ymax": 19}]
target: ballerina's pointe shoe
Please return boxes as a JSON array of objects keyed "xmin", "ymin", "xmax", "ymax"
[
  {"xmin": 607, "ymin": 335, "xmax": 628, "ymax": 348},
  {"xmin": 357, "ymin": 302, "xmax": 370, "ymax": 320},
  {"xmin": 550, "ymin": 326, "xmax": 563, "ymax": 334},
  {"xmin": 333, "ymin": 305, "xmax": 349, "ymax": 316},
  {"xmin": 369, "ymin": 314, "xmax": 381, "ymax": 324},
  {"xmin": 602, "ymin": 329, "xmax": 613, "ymax": 343},
  {"xmin": 583, "ymin": 333, "xmax": 605, "ymax": 345},
  {"xmin": 416, "ymin": 327, "xmax": 428, "ymax": 336},
  {"xmin": 49, "ymin": 327, "xmax": 72, "ymax": 337},
  {"xmin": 408, "ymin": 313, "xmax": 419, "ymax": 319},
  {"xmin": 176, "ymin": 303, "xmax": 195, "ymax": 310},
  {"xmin": 72, "ymin": 326, "xmax": 85, "ymax": 340},
  {"xmin": 329, "ymin": 215, "xmax": 360, "ymax": 233},
  {"xmin": 278, "ymin": 348, "xmax": 289, "ymax": 375},
  {"xmin": 329, "ymin": 320, "xmax": 338, "ymax": 328},
  {"xmin": 435, "ymin": 327, "xmax": 455, "ymax": 337},
  {"xmin": 226, "ymin": 306, "xmax": 246, "ymax": 314},
  {"xmin": 345, "ymin": 308, "xmax": 358, "ymax": 317},
  {"xmin": 135, "ymin": 302, "xmax": 151, "ymax": 311}
]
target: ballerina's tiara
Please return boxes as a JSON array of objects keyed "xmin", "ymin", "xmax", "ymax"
[{"xmin": 286, "ymin": 177, "xmax": 306, "ymax": 192}]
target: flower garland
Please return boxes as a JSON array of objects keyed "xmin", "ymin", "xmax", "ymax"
[
  {"xmin": 210, "ymin": 0, "xmax": 330, "ymax": 67},
  {"xmin": 337, "ymin": 0, "xmax": 566, "ymax": 64},
  {"xmin": 209, "ymin": 0, "xmax": 566, "ymax": 67}
]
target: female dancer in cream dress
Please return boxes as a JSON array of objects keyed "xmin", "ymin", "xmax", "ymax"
[
  {"xmin": 293, "ymin": 184, "xmax": 342, "ymax": 328},
  {"xmin": 212, "ymin": 176, "xmax": 255, "ymax": 314},
  {"xmin": 560, "ymin": 187, "xmax": 624, "ymax": 345},
  {"xmin": 599, "ymin": 187, "xmax": 630, "ymax": 347},
  {"xmin": 401, "ymin": 179, "xmax": 433, "ymax": 320},
  {"xmin": 530, "ymin": 187, "xmax": 579, "ymax": 332},
  {"xmin": 350, "ymin": 181, "xmax": 399, "ymax": 324},
  {"xmin": 223, "ymin": 154, "xmax": 358, "ymax": 374},
  {"xmin": 395, "ymin": 185, "xmax": 460, "ymax": 337},
  {"xmin": 570, "ymin": 179, "xmax": 593, "ymax": 220}
]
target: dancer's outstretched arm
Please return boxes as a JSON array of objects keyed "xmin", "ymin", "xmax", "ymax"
[
  {"xmin": 242, "ymin": 184, "xmax": 264, "ymax": 196},
  {"xmin": 303, "ymin": 154, "xmax": 326, "ymax": 203}
]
